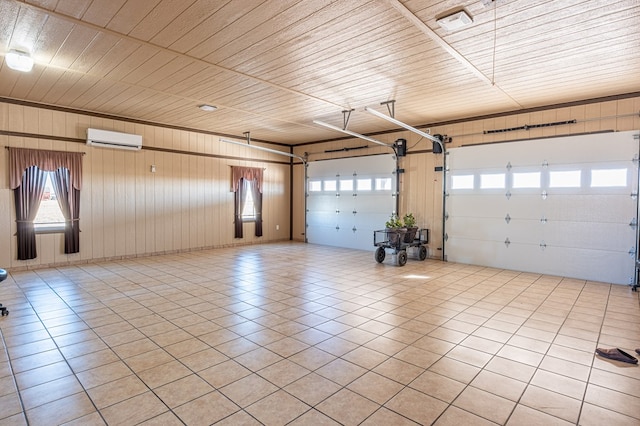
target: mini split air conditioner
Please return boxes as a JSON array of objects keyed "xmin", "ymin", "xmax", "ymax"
[{"xmin": 86, "ymin": 128, "xmax": 142, "ymax": 151}]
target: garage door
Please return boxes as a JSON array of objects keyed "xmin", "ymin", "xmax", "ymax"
[
  {"xmin": 307, "ymin": 154, "xmax": 396, "ymax": 250},
  {"xmin": 446, "ymin": 131, "xmax": 639, "ymax": 285}
]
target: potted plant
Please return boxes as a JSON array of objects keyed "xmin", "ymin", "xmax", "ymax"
[
  {"xmin": 385, "ymin": 214, "xmax": 406, "ymax": 245},
  {"xmin": 403, "ymin": 212, "xmax": 418, "ymax": 242}
]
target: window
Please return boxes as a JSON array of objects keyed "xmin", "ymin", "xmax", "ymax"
[
  {"xmin": 591, "ymin": 168, "xmax": 627, "ymax": 187},
  {"xmin": 375, "ymin": 177, "xmax": 392, "ymax": 190},
  {"xmin": 549, "ymin": 170, "xmax": 581, "ymax": 188},
  {"xmin": 232, "ymin": 167, "xmax": 264, "ymax": 238},
  {"xmin": 339, "ymin": 179, "xmax": 353, "ymax": 191},
  {"xmin": 242, "ymin": 188, "xmax": 255, "ymax": 220},
  {"xmin": 8, "ymin": 147, "xmax": 83, "ymax": 260},
  {"xmin": 356, "ymin": 178, "xmax": 372, "ymax": 191},
  {"xmin": 451, "ymin": 174, "xmax": 474, "ymax": 190},
  {"xmin": 308, "ymin": 180, "xmax": 322, "ymax": 192},
  {"xmin": 34, "ymin": 173, "xmax": 66, "ymax": 232},
  {"xmin": 512, "ymin": 172, "xmax": 540, "ymax": 188},
  {"xmin": 324, "ymin": 180, "xmax": 337, "ymax": 191},
  {"xmin": 480, "ymin": 173, "xmax": 505, "ymax": 189}
]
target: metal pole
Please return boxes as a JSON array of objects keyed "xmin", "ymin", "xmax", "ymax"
[
  {"xmin": 442, "ymin": 150, "xmax": 447, "ymax": 262},
  {"xmin": 395, "ymin": 151, "xmax": 400, "ymax": 216},
  {"xmin": 304, "ymin": 159, "xmax": 309, "ymax": 243},
  {"xmin": 635, "ymin": 133, "xmax": 640, "ymax": 288}
]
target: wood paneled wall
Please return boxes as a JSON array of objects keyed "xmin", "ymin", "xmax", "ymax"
[
  {"xmin": 2, "ymin": 96, "xmax": 638, "ymax": 269},
  {"xmin": 0, "ymin": 103, "xmax": 291, "ymax": 270},
  {"xmin": 292, "ymin": 96, "xmax": 640, "ymax": 259}
]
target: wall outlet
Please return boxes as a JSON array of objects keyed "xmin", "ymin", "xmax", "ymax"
[{"xmin": 276, "ymin": 225, "xmax": 279, "ymax": 230}]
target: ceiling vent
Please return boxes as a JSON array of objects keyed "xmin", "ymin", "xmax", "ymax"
[{"xmin": 436, "ymin": 10, "xmax": 473, "ymax": 31}]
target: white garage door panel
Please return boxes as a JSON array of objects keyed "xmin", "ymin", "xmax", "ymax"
[
  {"xmin": 447, "ymin": 195, "xmax": 514, "ymax": 218},
  {"xmin": 307, "ymin": 212, "xmax": 337, "ymax": 227},
  {"xmin": 447, "ymin": 237, "xmax": 631, "ymax": 284},
  {"xmin": 447, "ymin": 217, "xmax": 508, "ymax": 240},
  {"xmin": 448, "ymin": 218, "xmax": 547, "ymax": 245},
  {"xmin": 503, "ymin": 221, "xmax": 546, "ymax": 243},
  {"xmin": 307, "ymin": 154, "xmax": 396, "ymax": 251},
  {"xmin": 310, "ymin": 226, "xmax": 340, "ymax": 246},
  {"xmin": 542, "ymin": 195, "xmax": 635, "ymax": 222},
  {"xmin": 541, "ymin": 221, "xmax": 634, "ymax": 252},
  {"xmin": 356, "ymin": 194, "xmax": 394, "ymax": 212},
  {"xmin": 446, "ymin": 131, "xmax": 639, "ymax": 285},
  {"xmin": 446, "ymin": 239, "xmax": 545, "ymax": 271},
  {"xmin": 308, "ymin": 194, "xmax": 336, "ymax": 207},
  {"xmin": 450, "ymin": 134, "xmax": 637, "ymax": 168},
  {"xmin": 534, "ymin": 246, "xmax": 632, "ymax": 284},
  {"xmin": 503, "ymin": 199, "xmax": 545, "ymax": 219}
]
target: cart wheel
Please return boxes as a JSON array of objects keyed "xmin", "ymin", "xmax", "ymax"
[
  {"xmin": 397, "ymin": 250, "xmax": 407, "ymax": 266},
  {"xmin": 375, "ymin": 247, "xmax": 386, "ymax": 263},
  {"xmin": 418, "ymin": 245, "xmax": 427, "ymax": 261}
]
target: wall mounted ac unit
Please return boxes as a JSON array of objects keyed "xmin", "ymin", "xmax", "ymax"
[{"xmin": 86, "ymin": 128, "xmax": 142, "ymax": 151}]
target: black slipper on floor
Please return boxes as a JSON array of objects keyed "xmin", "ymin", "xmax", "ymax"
[{"xmin": 595, "ymin": 348, "xmax": 638, "ymax": 364}]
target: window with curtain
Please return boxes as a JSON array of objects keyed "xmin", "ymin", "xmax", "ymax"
[
  {"xmin": 34, "ymin": 172, "xmax": 66, "ymax": 232},
  {"xmin": 8, "ymin": 147, "xmax": 83, "ymax": 260},
  {"xmin": 231, "ymin": 166, "xmax": 263, "ymax": 239}
]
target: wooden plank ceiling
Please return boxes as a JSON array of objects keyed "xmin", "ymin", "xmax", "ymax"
[{"xmin": 0, "ymin": 0, "xmax": 638, "ymax": 145}]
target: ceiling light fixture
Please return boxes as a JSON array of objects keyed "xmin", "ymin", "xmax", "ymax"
[
  {"xmin": 199, "ymin": 104, "xmax": 217, "ymax": 112},
  {"xmin": 5, "ymin": 49, "xmax": 34, "ymax": 72},
  {"xmin": 436, "ymin": 10, "xmax": 473, "ymax": 31},
  {"xmin": 312, "ymin": 120, "xmax": 391, "ymax": 148}
]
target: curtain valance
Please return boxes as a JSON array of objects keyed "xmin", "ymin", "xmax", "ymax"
[
  {"xmin": 231, "ymin": 166, "xmax": 263, "ymax": 193},
  {"xmin": 8, "ymin": 147, "xmax": 83, "ymax": 190}
]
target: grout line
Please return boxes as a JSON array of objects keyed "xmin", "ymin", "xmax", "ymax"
[{"xmin": 0, "ymin": 327, "xmax": 30, "ymax": 425}]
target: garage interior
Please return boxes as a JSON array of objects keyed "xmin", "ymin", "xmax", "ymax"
[{"xmin": 0, "ymin": 0, "xmax": 639, "ymax": 424}]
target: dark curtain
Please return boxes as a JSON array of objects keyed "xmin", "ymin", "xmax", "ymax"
[
  {"xmin": 234, "ymin": 178, "xmax": 249, "ymax": 238},
  {"xmin": 231, "ymin": 166, "xmax": 264, "ymax": 239},
  {"xmin": 50, "ymin": 168, "xmax": 81, "ymax": 253},
  {"xmin": 9, "ymin": 147, "xmax": 83, "ymax": 259},
  {"xmin": 250, "ymin": 179, "xmax": 263, "ymax": 237},
  {"xmin": 14, "ymin": 166, "xmax": 47, "ymax": 260}
]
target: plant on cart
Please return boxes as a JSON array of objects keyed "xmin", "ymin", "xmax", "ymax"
[
  {"xmin": 385, "ymin": 214, "xmax": 403, "ymax": 229},
  {"xmin": 402, "ymin": 212, "xmax": 418, "ymax": 242},
  {"xmin": 385, "ymin": 214, "xmax": 406, "ymax": 245}
]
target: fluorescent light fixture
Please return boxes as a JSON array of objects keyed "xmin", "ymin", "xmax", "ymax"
[
  {"xmin": 312, "ymin": 120, "xmax": 391, "ymax": 148},
  {"xmin": 199, "ymin": 104, "xmax": 217, "ymax": 112},
  {"xmin": 5, "ymin": 49, "xmax": 34, "ymax": 72},
  {"xmin": 363, "ymin": 106, "xmax": 444, "ymax": 151},
  {"xmin": 436, "ymin": 10, "xmax": 473, "ymax": 31},
  {"xmin": 219, "ymin": 138, "xmax": 305, "ymax": 162}
]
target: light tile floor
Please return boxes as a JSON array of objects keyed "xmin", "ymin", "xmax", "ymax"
[{"xmin": 0, "ymin": 242, "xmax": 639, "ymax": 425}]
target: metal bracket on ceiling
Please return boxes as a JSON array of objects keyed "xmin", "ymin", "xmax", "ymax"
[
  {"xmin": 342, "ymin": 109, "xmax": 354, "ymax": 130},
  {"xmin": 380, "ymin": 100, "xmax": 396, "ymax": 118},
  {"xmin": 243, "ymin": 131, "xmax": 251, "ymax": 145}
]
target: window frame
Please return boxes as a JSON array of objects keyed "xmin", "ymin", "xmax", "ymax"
[
  {"xmin": 241, "ymin": 187, "xmax": 257, "ymax": 222},
  {"xmin": 33, "ymin": 171, "xmax": 66, "ymax": 234}
]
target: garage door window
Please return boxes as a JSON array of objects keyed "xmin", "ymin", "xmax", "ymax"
[
  {"xmin": 480, "ymin": 173, "xmax": 505, "ymax": 189},
  {"xmin": 356, "ymin": 178, "xmax": 372, "ymax": 191},
  {"xmin": 549, "ymin": 170, "xmax": 581, "ymax": 187},
  {"xmin": 591, "ymin": 168, "xmax": 627, "ymax": 187},
  {"xmin": 512, "ymin": 172, "xmax": 541, "ymax": 188}
]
